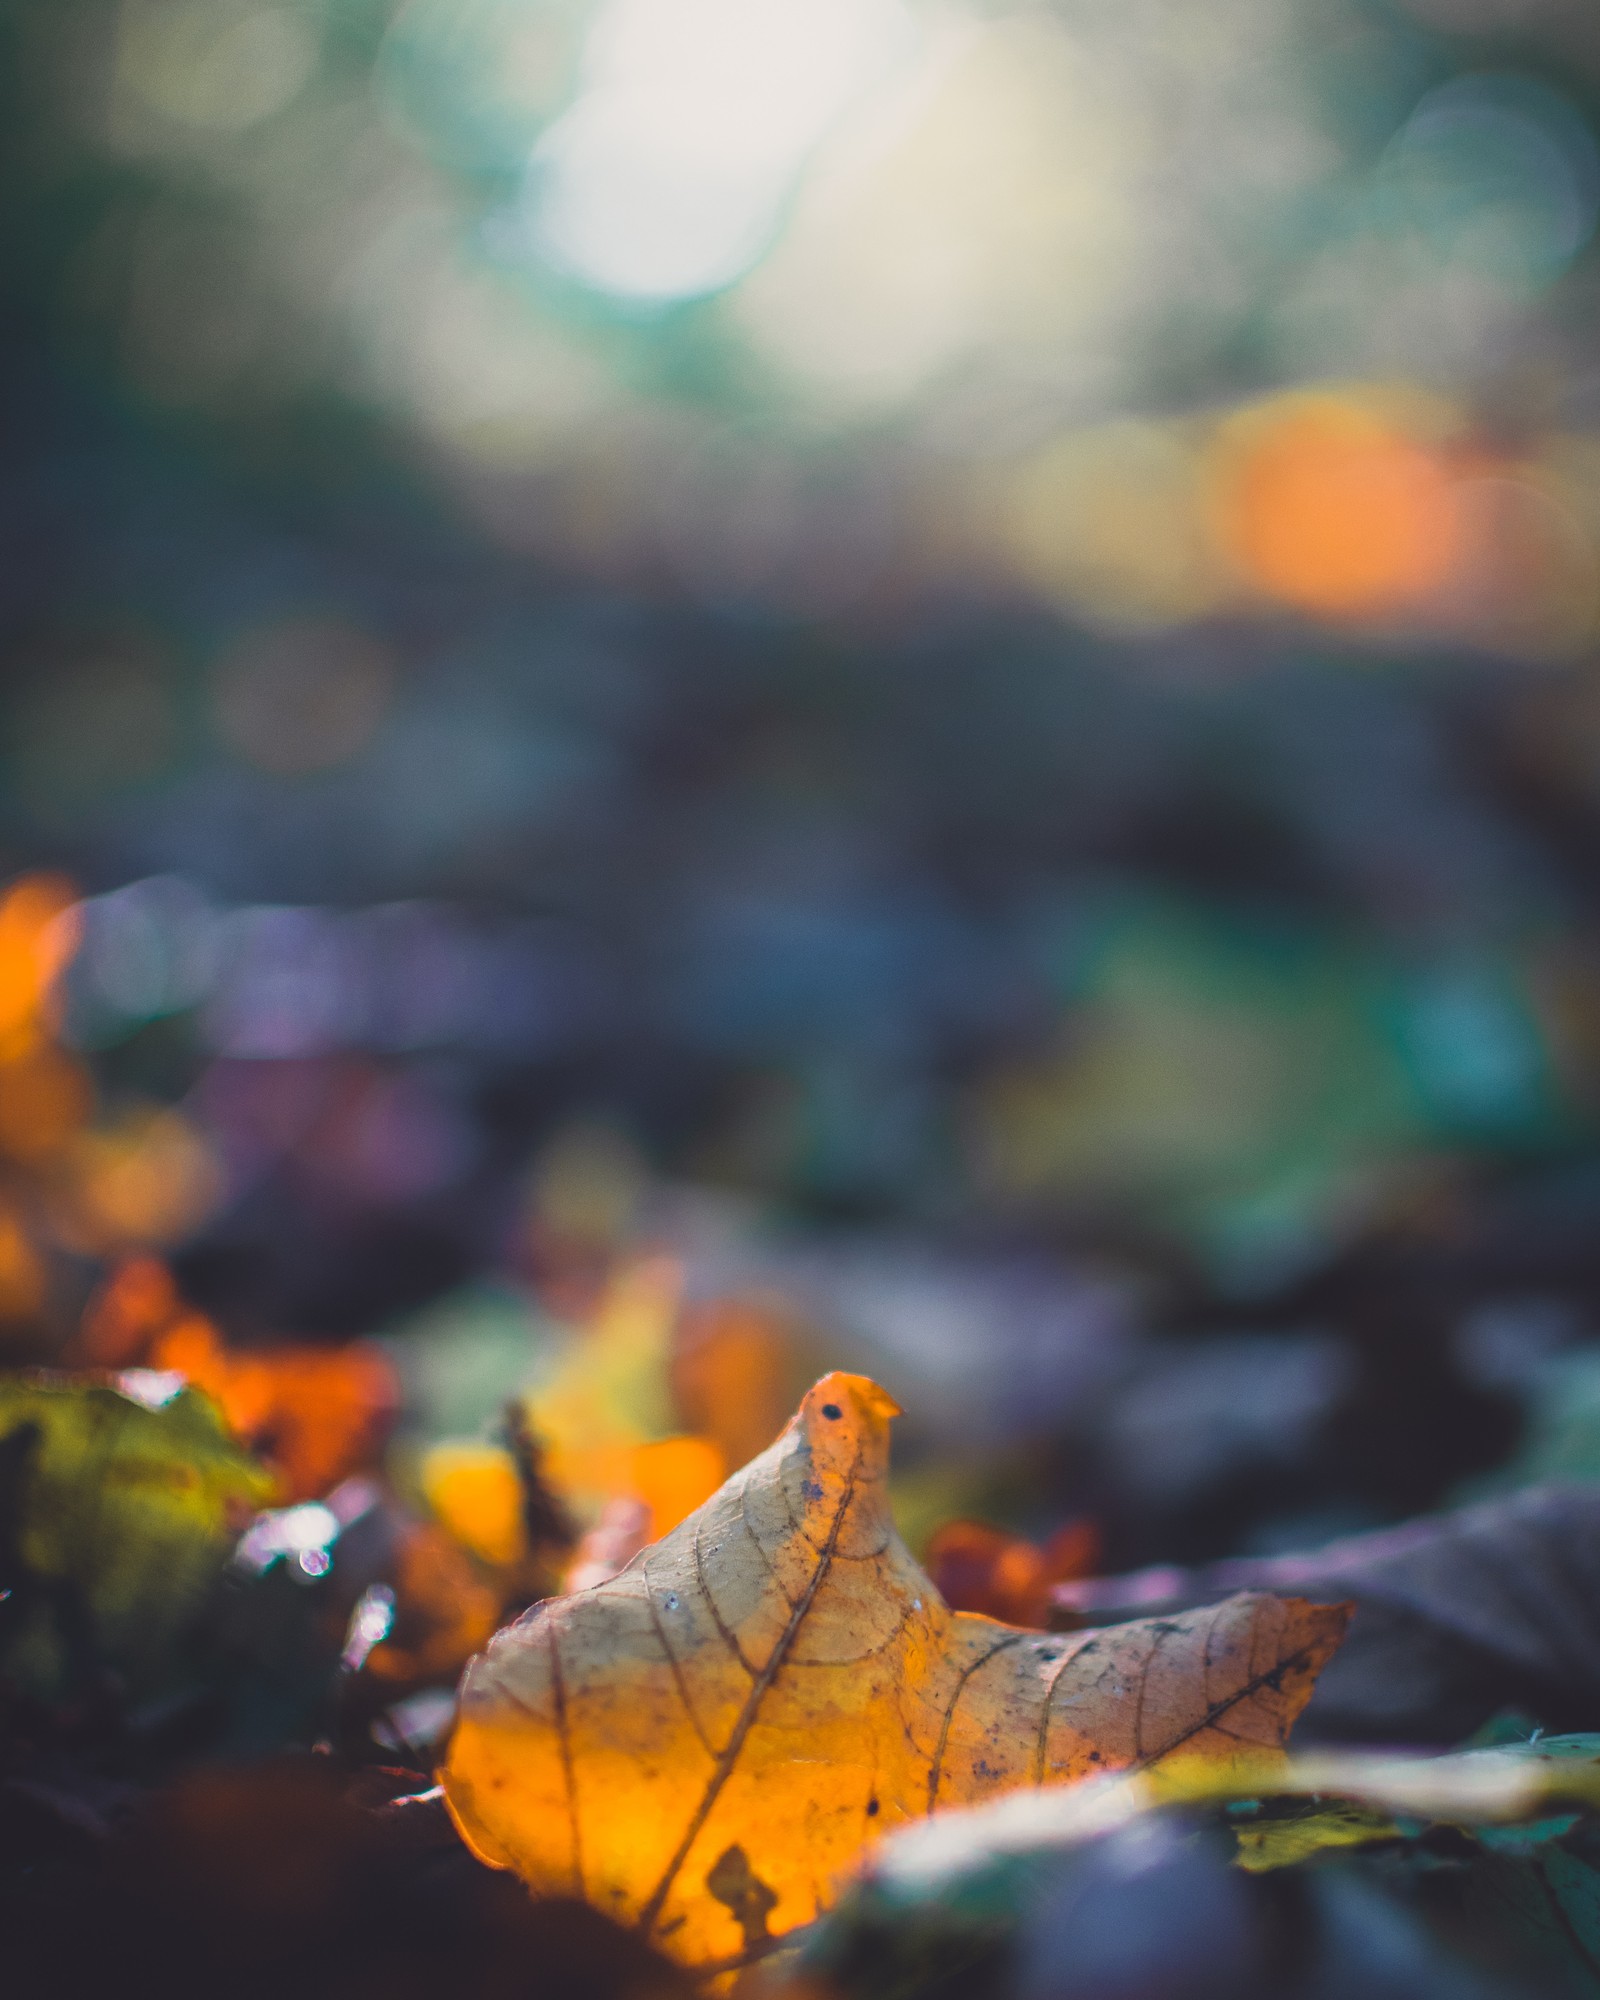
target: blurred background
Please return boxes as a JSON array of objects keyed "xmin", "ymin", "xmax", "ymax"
[{"xmin": 12, "ymin": 0, "xmax": 1600, "ymax": 1673}]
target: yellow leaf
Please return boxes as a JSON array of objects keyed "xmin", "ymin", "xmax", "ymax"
[
  {"xmin": 442, "ymin": 1372, "xmax": 1347, "ymax": 1971},
  {"xmin": 422, "ymin": 1440, "xmax": 530, "ymax": 1568},
  {"xmin": 523, "ymin": 1255, "xmax": 683, "ymax": 1523}
]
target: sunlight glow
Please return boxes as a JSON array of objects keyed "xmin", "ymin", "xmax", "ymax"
[{"xmin": 524, "ymin": 0, "xmax": 918, "ymax": 301}]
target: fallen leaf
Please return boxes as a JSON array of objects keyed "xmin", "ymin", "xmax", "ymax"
[
  {"xmin": 0, "ymin": 1204, "xmax": 49, "ymax": 1327},
  {"xmin": 520, "ymin": 1255, "xmax": 684, "ymax": 1523},
  {"xmin": 151, "ymin": 1318, "xmax": 400, "ymax": 1502},
  {"xmin": 629, "ymin": 1435, "xmax": 725, "ymax": 1544},
  {"xmin": 1051, "ymin": 1481, "xmax": 1600, "ymax": 1746},
  {"xmin": 74, "ymin": 1262, "xmax": 400, "ymax": 1504},
  {"xmin": 0, "ymin": 872, "xmax": 80, "ymax": 1053},
  {"xmin": 74, "ymin": 1255, "xmax": 209, "ymax": 1368},
  {"xmin": 0, "ymin": 1041, "xmax": 92, "ymax": 1163},
  {"xmin": 670, "ymin": 1297, "xmax": 795, "ymax": 1475},
  {"xmin": 422, "ymin": 1441, "xmax": 532, "ymax": 1569},
  {"xmin": 442, "ymin": 1372, "xmax": 1347, "ymax": 1970},
  {"xmin": 0, "ymin": 1374, "xmax": 274, "ymax": 1702}
]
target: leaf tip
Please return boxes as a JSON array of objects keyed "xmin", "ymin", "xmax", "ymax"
[{"xmin": 801, "ymin": 1372, "xmax": 903, "ymax": 1428}]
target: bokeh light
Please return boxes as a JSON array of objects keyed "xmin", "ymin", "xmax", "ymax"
[
  {"xmin": 113, "ymin": 0, "xmax": 320, "ymax": 136},
  {"xmin": 524, "ymin": 0, "xmax": 917, "ymax": 301},
  {"xmin": 1211, "ymin": 394, "xmax": 1462, "ymax": 620},
  {"xmin": 1378, "ymin": 73, "xmax": 1600, "ymax": 294}
]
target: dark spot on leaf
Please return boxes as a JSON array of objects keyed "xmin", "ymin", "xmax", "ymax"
[{"xmin": 706, "ymin": 1843, "xmax": 779, "ymax": 1952}]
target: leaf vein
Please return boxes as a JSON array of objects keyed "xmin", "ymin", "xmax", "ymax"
[
  {"xmin": 548, "ymin": 1621, "xmax": 585, "ymax": 1898},
  {"xmin": 926, "ymin": 1633, "xmax": 1030, "ymax": 1814},
  {"xmin": 694, "ymin": 1514, "xmax": 759, "ymax": 1677},
  {"xmin": 645, "ymin": 1570, "xmax": 716, "ymax": 1759},
  {"xmin": 635, "ymin": 1458, "xmax": 863, "ymax": 1937},
  {"xmin": 1127, "ymin": 1639, "xmax": 1328, "ymax": 1774}
]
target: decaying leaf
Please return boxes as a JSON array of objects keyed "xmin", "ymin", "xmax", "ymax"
[{"xmin": 442, "ymin": 1372, "xmax": 1347, "ymax": 1969}]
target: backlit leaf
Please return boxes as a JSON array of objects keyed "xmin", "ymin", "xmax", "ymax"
[
  {"xmin": 0, "ymin": 1373, "xmax": 274, "ymax": 1701},
  {"xmin": 442, "ymin": 1371, "xmax": 1347, "ymax": 1969}
]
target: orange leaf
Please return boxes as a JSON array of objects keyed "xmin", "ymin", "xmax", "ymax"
[
  {"xmin": 925, "ymin": 1516, "xmax": 1099, "ymax": 1629},
  {"xmin": 0, "ymin": 873, "xmax": 80, "ymax": 1052},
  {"xmin": 423, "ymin": 1442, "xmax": 531, "ymax": 1569},
  {"xmin": 150, "ymin": 1319, "xmax": 399, "ymax": 1501},
  {"xmin": 670, "ymin": 1298, "xmax": 793, "ymax": 1474},
  {"xmin": 630, "ymin": 1435, "xmax": 725, "ymax": 1544},
  {"xmin": 0, "ymin": 1043, "xmax": 92, "ymax": 1162},
  {"xmin": 442, "ymin": 1372, "xmax": 1348, "ymax": 1971},
  {"xmin": 76, "ymin": 1255, "xmax": 187, "ymax": 1367}
]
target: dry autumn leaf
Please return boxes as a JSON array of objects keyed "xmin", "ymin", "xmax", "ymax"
[{"xmin": 442, "ymin": 1372, "xmax": 1348, "ymax": 1971}]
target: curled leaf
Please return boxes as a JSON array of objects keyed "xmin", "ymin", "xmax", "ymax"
[{"xmin": 443, "ymin": 1372, "xmax": 1347, "ymax": 1969}]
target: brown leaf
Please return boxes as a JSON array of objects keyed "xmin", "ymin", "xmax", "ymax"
[
  {"xmin": 442, "ymin": 1372, "xmax": 1348, "ymax": 1971},
  {"xmin": 925, "ymin": 1516, "xmax": 1099, "ymax": 1629}
]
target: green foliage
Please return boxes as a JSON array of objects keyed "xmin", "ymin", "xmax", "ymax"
[{"xmin": 0, "ymin": 1374, "xmax": 273, "ymax": 1703}]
